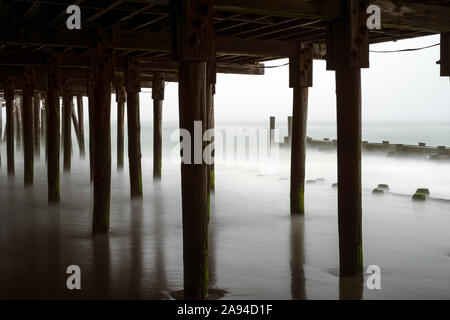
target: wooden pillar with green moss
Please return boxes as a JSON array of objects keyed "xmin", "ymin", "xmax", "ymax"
[
  {"xmin": 326, "ymin": 0, "xmax": 369, "ymax": 277},
  {"xmin": 4, "ymin": 77, "xmax": 15, "ymax": 176},
  {"xmin": 289, "ymin": 44, "xmax": 312, "ymax": 215},
  {"xmin": 171, "ymin": 0, "xmax": 213, "ymax": 299},
  {"xmin": 126, "ymin": 57, "xmax": 143, "ymax": 198},
  {"xmin": 92, "ymin": 29, "xmax": 114, "ymax": 233},
  {"xmin": 115, "ymin": 78, "xmax": 126, "ymax": 171},
  {"xmin": 152, "ymin": 71, "xmax": 164, "ymax": 179},
  {"xmin": 47, "ymin": 53, "xmax": 61, "ymax": 203}
]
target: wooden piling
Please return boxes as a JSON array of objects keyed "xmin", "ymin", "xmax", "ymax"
[
  {"xmin": 289, "ymin": 45, "xmax": 312, "ymax": 215},
  {"xmin": 206, "ymin": 62, "xmax": 216, "ymax": 192},
  {"xmin": 4, "ymin": 78, "xmax": 14, "ymax": 176},
  {"xmin": 171, "ymin": 0, "xmax": 214, "ymax": 299},
  {"xmin": 269, "ymin": 116, "xmax": 275, "ymax": 148},
  {"xmin": 47, "ymin": 53, "xmax": 61, "ymax": 203},
  {"xmin": 126, "ymin": 57, "xmax": 143, "ymax": 198},
  {"xmin": 115, "ymin": 79, "xmax": 126, "ymax": 170},
  {"xmin": 76, "ymin": 95, "xmax": 86, "ymax": 158},
  {"xmin": 92, "ymin": 29, "xmax": 114, "ymax": 233},
  {"xmin": 33, "ymin": 92, "xmax": 40, "ymax": 158},
  {"xmin": 22, "ymin": 67, "xmax": 35, "ymax": 186},
  {"xmin": 152, "ymin": 71, "xmax": 165, "ymax": 179},
  {"xmin": 87, "ymin": 71, "xmax": 95, "ymax": 182},
  {"xmin": 288, "ymin": 116, "xmax": 292, "ymax": 143},
  {"xmin": 62, "ymin": 80, "xmax": 73, "ymax": 172},
  {"xmin": 326, "ymin": 0, "xmax": 369, "ymax": 277},
  {"xmin": 15, "ymin": 97, "xmax": 22, "ymax": 150}
]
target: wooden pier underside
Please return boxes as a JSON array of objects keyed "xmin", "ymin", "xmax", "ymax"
[{"xmin": 0, "ymin": 0, "xmax": 449, "ymax": 300}]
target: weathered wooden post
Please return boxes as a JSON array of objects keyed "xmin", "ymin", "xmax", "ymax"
[
  {"xmin": 170, "ymin": 0, "xmax": 214, "ymax": 299},
  {"xmin": 62, "ymin": 79, "xmax": 73, "ymax": 172},
  {"xmin": 41, "ymin": 94, "xmax": 46, "ymax": 143},
  {"xmin": 269, "ymin": 116, "xmax": 275, "ymax": 148},
  {"xmin": 287, "ymin": 116, "xmax": 292, "ymax": 143},
  {"xmin": 152, "ymin": 71, "xmax": 165, "ymax": 179},
  {"xmin": 15, "ymin": 96, "xmax": 22, "ymax": 150},
  {"xmin": 206, "ymin": 62, "xmax": 216, "ymax": 192},
  {"xmin": 440, "ymin": 32, "xmax": 449, "ymax": 77},
  {"xmin": 47, "ymin": 53, "xmax": 61, "ymax": 203},
  {"xmin": 126, "ymin": 57, "xmax": 143, "ymax": 198},
  {"xmin": 87, "ymin": 71, "xmax": 95, "ymax": 182},
  {"xmin": 4, "ymin": 77, "xmax": 14, "ymax": 176},
  {"xmin": 289, "ymin": 44, "xmax": 313, "ymax": 215},
  {"xmin": 115, "ymin": 77, "xmax": 126, "ymax": 171},
  {"xmin": 76, "ymin": 95, "xmax": 86, "ymax": 158},
  {"xmin": 22, "ymin": 67, "xmax": 35, "ymax": 186},
  {"xmin": 92, "ymin": 29, "xmax": 115, "ymax": 233},
  {"xmin": 33, "ymin": 92, "xmax": 41, "ymax": 158},
  {"xmin": 326, "ymin": 0, "xmax": 369, "ymax": 277}
]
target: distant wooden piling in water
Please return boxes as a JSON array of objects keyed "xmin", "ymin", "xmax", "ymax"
[
  {"xmin": 22, "ymin": 67, "xmax": 34, "ymax": 186},
  {"xmin": 47, "ymin": 53, "xmax": 61, "ymax": 203},
  {"xmin": 76, "ymin": 95, "xmax": 86, "ymax": 159},
  {"xmin": 33, "ymin": 92, "xmax": 40, "ymax": 159},
  {"xmin": 152, "ymin": 71, "xmax": 165, "ymax": 179},
  {"xmin": 269, "ymin": 116, "xmax": 275, "ymax": 149},
  {"xmin": 4, "ymin": 78, "xmax": 14, "ymax": 176},
  {"xmin": 62, "ymin": 79, "xmax": 72, "ymax": 172},
  {"xmin": 126, "ymin": 57, "xmax": 143, "ymax": 198},
  {"xmin": 116, "ymin": 78, "xmax": 126, "ymax": 171}
]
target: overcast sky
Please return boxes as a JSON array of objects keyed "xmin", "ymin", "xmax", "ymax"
[{"xmin": 120, "ymin": 34, "xmax": 449, "ymax": 125}]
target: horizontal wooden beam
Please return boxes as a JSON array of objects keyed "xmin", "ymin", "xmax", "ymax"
[
  {"xmin": 0, "ymin": 52, "xmax": 266, "ymax": 75},
  {"xmin": 0, "ymin": 26, "xmax": 316, "ymax": 59}
]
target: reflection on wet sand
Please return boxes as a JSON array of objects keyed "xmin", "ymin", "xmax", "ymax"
[{"xmin": 290, "ymin": 215, "xmax": 306, "ymax": 299}]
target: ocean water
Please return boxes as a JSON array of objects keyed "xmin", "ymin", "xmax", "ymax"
[{"xmin": 0, "ymin": 120, "xmax": 449, "ymax": 299}]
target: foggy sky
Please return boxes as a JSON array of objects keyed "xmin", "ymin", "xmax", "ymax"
[{"xmin": 121, "ymin": 34, "xmax": 449, "ymax": 125}]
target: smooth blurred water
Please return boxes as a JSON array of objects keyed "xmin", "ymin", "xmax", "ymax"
[{"xmin": 0, "ymin": 121, "xmax": 449, "ymax": 299}]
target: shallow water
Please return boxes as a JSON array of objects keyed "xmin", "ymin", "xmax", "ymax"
[{"xmin": 0, "ymin": 122, "xmax": 450, "ymax": 299}]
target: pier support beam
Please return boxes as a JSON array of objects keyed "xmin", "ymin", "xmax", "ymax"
[
  {"xmin": 441, "ymin": 32, "xmax": 449, "ymax": 77},
  {"xmin": 152, "ymin": 71, "xmax": 165, "ymax": 179},
  {"xmin": 77, "ymin": 95, "xmax": 86, "ymax": 158},
  {"xmin": 206, "ymin": 62, "xmax": 216, "ymax": 192},
  {"xmin": 87, "ymin": 71, "xmax": 95, "ymax": 182},
  {"xmin": 171, "ymin": 0, "xmax": 214, "ymax": 299},
  {"xmin": 62, "ymin": 80, "xmax": 73, "ymax": 172},
  {"xmin": 47, "ymin": 53, "xmax": 61, "ymax": 203},
  {"xmin": 126, "ymin": 57, "xmax": 143, "ymax": 198},
  {"xmin": 289, "ymin": 45, "xmax": 313, "ymax": 215},
  {"xmin": 15, "ymin": 97, "xmax": 22, "ymax": 150},
  {"xmin": 4, "ymin": 78, "xmax": 14, "ymax": 176},
  {"xmin": 33, "ymin": 92, "xmax": 40, "ymax": 158},
  {"xmin": 116, "ymin": 78, "xmax": 126, "ymax": 171},
  {"xmin": 269, "ymin": 116, "xmax": 275, "ymax": 149},
  {"xmin": 326, "ymin": 0, "xmax": 369, "ymax": 277},
  {"xmin": 92, "ymin": 29, "xmax": 115, "ymax": 233},
  {"xmin": 22, "ymin": 67, "xmax": 35, "ymax": 186}
]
